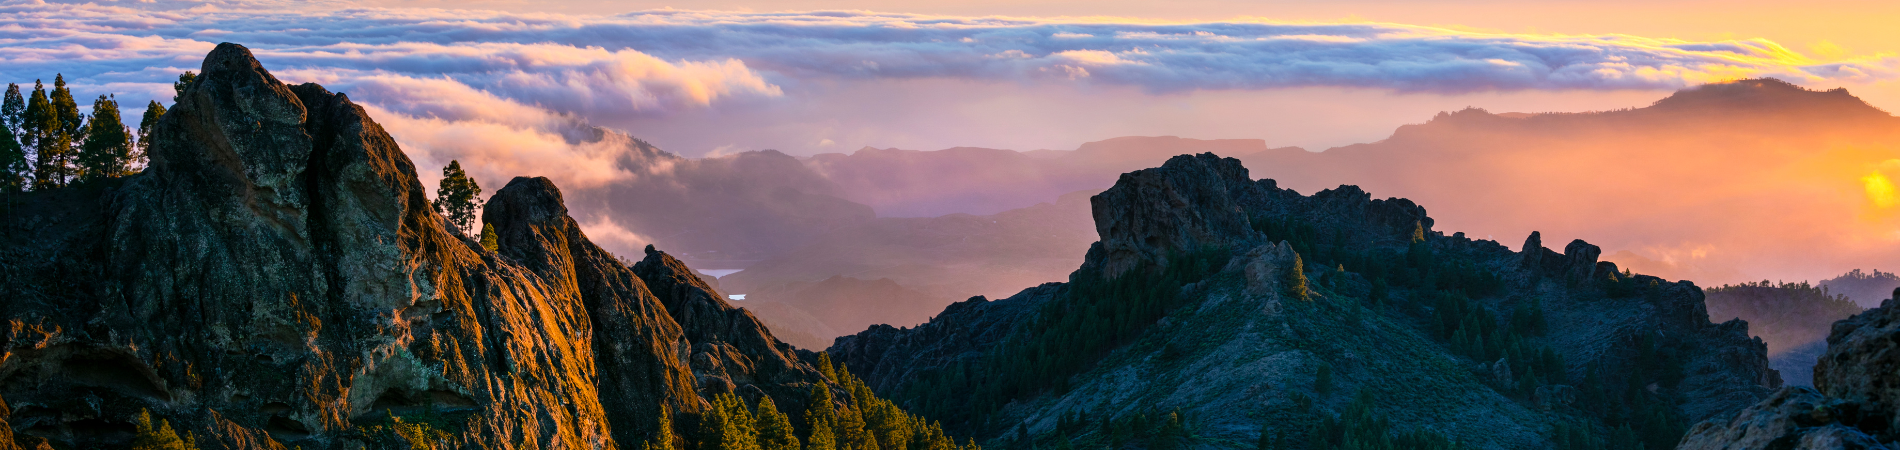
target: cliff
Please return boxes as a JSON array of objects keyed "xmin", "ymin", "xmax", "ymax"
[{"xmin": 0, "ymin": 44, "xmax": 831, "ymax": 449}]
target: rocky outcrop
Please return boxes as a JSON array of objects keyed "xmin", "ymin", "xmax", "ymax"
[
  {"xmin": 1083, "ymin": 153, "xmax": 1261, "ymax": 278},
  {"xmin": 832, "ymin": 153, "xmax": 1778, "ymax": 449},
  {"xmin": 1678, "ymin": 290, "xmax": 1900, "ymax": 449},
  {"xmin": 0, "ymin": 43, "xmax": 828, "ymax": 449},
  {"xmin": 1678, "ymin": 387, "xmax": 1888, "ymax": 450}
]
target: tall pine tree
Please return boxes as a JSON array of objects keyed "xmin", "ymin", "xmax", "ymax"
[
  {"xmin": 645, "ymin": 408, "xmax": 680, "ymax": 450},
  {"xmin": 78, "ymin": 94, "xmax": 137, "ymax": 181},
  {"xmin": 0, "ymin": 99, "xmax": 21, "ymax": 192},
  {"xmin": 137, "ymin": 101, "xmax": 165, "ymax": 160},
  {"xmin": 0, "ymin": 84, "xmax": 21, "ymax": 192},
  {"xmin": 432, "ymin": 160, "xmax": 482, "ymax": 234},
  {"xmin": 1, "ymin": 84, "xmax": 22, "ymax": 136},
  {"xmin": 24, "ymin": 80, "xmax": 59, "ymax": 189},
  {"xmin": 756, "ymin": 397, "xmax": 801, "ymax": 450},
  {"xmin": 48, "ymin": 74, "xmax": 83, "ymax": 185},
  {"xmin": 806, "ymin": 385, "xmax": 839, "ymax": 450}
]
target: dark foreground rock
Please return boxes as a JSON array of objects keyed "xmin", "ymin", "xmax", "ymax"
[
  {"xmin": 0, "ymin": 43, "xmax": 830, "ymax": 449},
  {"xmin": 1679, "ymin": 289, "xmax": 1900, "ymax": 449}
]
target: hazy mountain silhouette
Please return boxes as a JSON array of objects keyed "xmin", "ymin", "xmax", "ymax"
[
  {"xmin": 1820, "ymin": 269, "xmax": 1900, "ymax": 308},
  {"xmin": 810, "ymin": 137, "xmax": 1278, "ymax": 217},
  {"xmin": 1238, "ymin": 78, "xmax": 1900, "ymax": 285},
  {"xmin": 1702, "ymin": 280, "xmax": 1863, "ymax": 386}
]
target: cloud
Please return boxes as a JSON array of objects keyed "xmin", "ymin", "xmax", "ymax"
[{"xmin": 8, "ymin": 2, "xmax": 1900, "ymax": 101}]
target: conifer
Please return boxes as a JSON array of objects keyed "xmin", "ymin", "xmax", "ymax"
[
  {"xmin": 78, "ymin": 94, "xmax": 136, "ymax": 181},
  {"xmin": 1286, "ymin": 252, "xmax": 1309, "ymax": 301},
  {"xmin": 481, "ymin": 223, "xmax": 500, "ymax": 253},
  {"xmin": 137, "ymin": 101, "xmax": 165, "ymax": 158},
  {"xmin": 756, "ymin": 397, "xmax": 801, "ymax": 450},
  {"xmin": 24, "ymin": 81, "xmax": 60, "ymax": 189},
  {"xmin": 806, "ymin": 385, "xmax": 838, "ymax": 450},
  {"xmin": 48, "ymin": 75, "xmax": 82, "ymax": 184},
  {"xmin": 649, "ymin": 408, "xmax": 679, "ymax": 450},
  {"xmin": 1, "ymin": 84, "xmax": 22, "ymax": 135},
  {"xmin": 174, "ymin": 71, "xmax": 197, "ymax": 103},
  {"xmin": 432, "ymin": 160, "xmax": 482, "ymax": 234},
  {"xmin": 131, "ymin": 409, "xmax": 198, "ymax": 450},
  {"xmin": 817, "ymin": 352, "xmax": 839, "ymax": 381},
  {"xmin": 0, "ymin": 111, "xmax": 22, "ymax": 192}
]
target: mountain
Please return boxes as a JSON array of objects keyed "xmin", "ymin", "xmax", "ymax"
[
  {"xmin": 1820, "ymin": 269, "xmax": 1900, "ymax": 308},
  {"xmin": 722, "ymin": 189, "xmax": 1099, "ymax": 300},
  {"xmin": 0, "ymin": 43, "xmax": 956, "ymax": 450},
  {"xmin": 829, "ymin": 154, "xmax": 1778, "ymax": 449},
  {"xmin": 809, "ymin": 137, "xmax": 1277, "ymax": 217},
  {"xmin": 741, "ymin": 277, "xmax": 956, "ymax": 349},
  {"xmin": 1679, "ymin": 288, "xmax": 1900, "ymax": 449},
  {"xmin": 565, "ymin": 144, "xmax": 876, "ymax": 270},
  {"xmin": 1237, "ymin": 78, "xmax": 1900, "ymax": 285},
  {"xmin": 717, "ymin": 190, "xmax": 1097, "ymax": 348},
  {"xmin": 1702, "ymin": 281, "xmax": 1863, "ymax": 386}
]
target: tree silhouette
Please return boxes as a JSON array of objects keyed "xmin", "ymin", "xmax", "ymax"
[
  {"xmin": 137, "ymin": 100, "xmax": 166, "ymax": 159},
  {"xmin": 24, "ymin": 80, "xmax": 59, "ymax": 189},
  {"xmin": 174, "ymin": 71, "xmax": 197, "ymax": 103},
  {"xmin": 78, "ymin": 94, "xmax": 137, "ymax": 181},
  {"xmin": 432, "ymin": 160, "xmax": 482, "ymax": 234}
]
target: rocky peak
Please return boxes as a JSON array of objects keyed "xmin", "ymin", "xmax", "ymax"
[
  {"xmin": 0, "ymin": 43, "xmax": 830, "ymax": 450},
  {"xmin": 1084, "ymin": 153, "xmax": 1261, "ymax": 277},
  {"xmin": 154, "ymin": 43, "xmax": 313, "ymax": 209}
]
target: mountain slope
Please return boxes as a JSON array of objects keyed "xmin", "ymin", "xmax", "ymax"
[
  {"xmin": 0, "ymin": 43, "xmax": 859, "ymax": 450},
  {"xmin": 830, "ymin": 154, "xmax": 1777, "ymax": 449}
]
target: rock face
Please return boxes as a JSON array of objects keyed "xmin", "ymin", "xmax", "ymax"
[
  {"xmin": 0, "ymin": 43, "xmax": 829, "ymax": 449},
  {"xmin": 1678, "ymin": 289, "xmax": 1900, "ymax": 449},
  {"xmin": 832, "ymin": 154, "xmax": 1778, "ymax": 449}
]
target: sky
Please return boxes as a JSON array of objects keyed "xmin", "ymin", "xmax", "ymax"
[{"xmin": 5, "ymin": 0, "xmax": 1900, "ymax": 284}]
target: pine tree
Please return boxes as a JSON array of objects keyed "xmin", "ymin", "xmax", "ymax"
[
  {"xmin": 432, "ymin": 160, "xmax": 482, "ymax": 234},
  {"xmin": 78, "ymin": 94, "xmax": 136, "ymax": 181},
  {"xmin": 174, "ymin": 71, "xmax": 197, "ymax": 103},
  {"xmin": 817, "ymin": 352, "xmax": 839, "ymax": 382},
  {"xmin": 48, "ymin": 74, "xmax": 82, "ymax": 185},
  {"xmin": 130, "ymin": 409, "xmax": 198, "ymax": 450},
  {"xmin": 807, "ymin": 385, "xmax": 839, "ymax": 450},
  {"xmin": 834, "ymin": 404, "xmax": 870, "ymax": 450},
  {"xmin": 648, "ymin": 408, "xmax": 680, "ymax": 450},
  {"xmin": 24, "ymin": 80, "xmax": 59, "ymax": 189},
  {"xmin": 1286, "ymin": 252, "xmax": 1309, "ymax": 301},
  {"xmin": 756, "ymin": 397, "xmax": 801, "ymax": 450},
  {"xmin": 480, "ymin": 223, "xmax": 500, "ymax": 253},
  {"xmin": 1, "ymin": 84, "xmax": 22, "ymax": 136},
  {"xmin": 137, "ymin": 100, "xmax": 165, "ymax": 159},
  {"xmin": 705, "ymin": 392, "xmax": 760, "ymax": 450},
  {"xmin": 0, "ymin": 84, "xmax": 22, "ymax": 190},
  {"xmin": 0, "ymin": 110, "xmax": 22, "ymax": 193}
]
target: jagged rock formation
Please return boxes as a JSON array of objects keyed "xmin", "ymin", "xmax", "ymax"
[
  {"xmin": 1678, "ymin": 288, "xmax": 1900, "ymax": 449},
  {"xmin": 0, "ymin": 43, "xmax": 831, "ymax": 449},
  {"xmin": 1700, "ymin": 281, "xmax": 1863, "ymax": 386},
  {"xmin": 832, "ymin": 154, "xmax": 1778, "ymax": 449}
]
